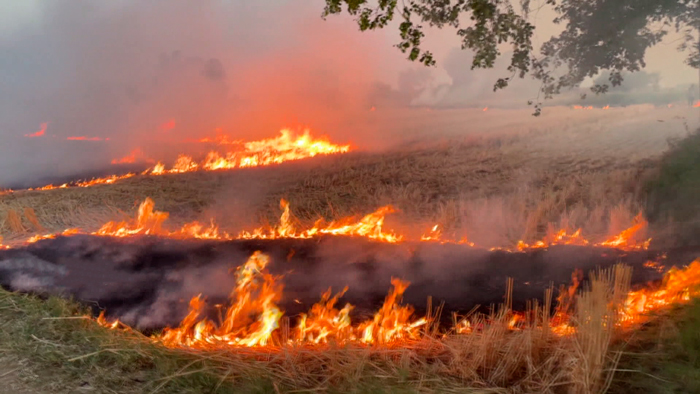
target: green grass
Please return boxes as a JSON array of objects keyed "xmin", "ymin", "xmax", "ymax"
[
  {"xmin": 610, "ymin": 299, "xmax": 700, "ymax": 393},
  {"xmin": 0, "ymin": 289, "xmax": 262, "ymax": 394},
  {"xmin": 645, "ymin": 128, "xmax": 700, "ymax": 247},
  {"xmin": 0, "ymin": 289, "xmax": 456, "ymax": 394}
]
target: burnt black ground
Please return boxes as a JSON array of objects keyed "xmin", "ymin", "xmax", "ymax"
[{"xmin": 0, "ymin": 234, "xmax": 694, "ymax": 330}]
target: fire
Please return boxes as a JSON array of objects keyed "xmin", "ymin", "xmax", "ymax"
[
  {"xmin": 95, "ymin": 198, "xmax": 226, "ymax": 240},
  {"xmin": 598, "ymin": 213, "xmax": 650, "ymax": 250},
  {"xmin": 24, "ymin": 122, "xmax": 47, "ymax": 138},
  {"xmin": 111, "ymin": 148, "xmax": 145, "ymax": 164},
  {"xmin": 160, "ymin": 119, "xmax": 176, "ymax": 131},
  {"xmin": 238, "ymin": 199, "xmax": 402, "ymax": 243},
  {"xmin": 96, "ymin": 311, "xmax": 122, "ymax": 330},
  {"xmin": 511, "ymin": 215, "xmax": 650, "ymax": 252},
  {"xmin": 8, "ymin": 195, "xmax": 651, "ymax": 253},
  {"xmin": 573, "ymin": 105, "xmax": 594, "ymax": 110},
  {"xmin": 694, "ymin": 101, "xmax": 700, "ymax": 108},
  {"xmin": 357, "ymin": 278, "xmax": 426, "ymax": 344},
  {"xmin": 420, "ymin": 224, "xmax": 474, "ymax": 246},
  {"xmin": 96, "ymin": 198, "xmax": 170, "ymax": 237},
  {"xmin": 296, "ymin": 287, "xmax": 354, "ymax": 344},
  {"xmin": 140, "ymin": 129, "xmax": 350, "ymax": 174},
  {"xmin": 7, "ymin": 129, "xmax": 351, "ymax": 196},
  {"xmin": 22, "ymin": 173, "xmax": 138, "ymax": 192},
  {"xmin": 108, "ymin": 251, "xmax": 700, "ymax": 351},
  {"xmin": 156, "ymin": 251, "xmax": 424, "ymax": 348},
  {"xmin": 91, "ymin": 198, "xmax": 399, "ymax": 243},
  {"xmin": 483, "ymin": 107, "xmax": 488, "ymax": 111},
  {"xmin": 602, "ymin": 105, "xmax": 610, "ymax": 109},
  {"xmin": 67, "ymin": 136, "xmax": 108, "ymax": 141},
  {"xmin": 159, "ymin": 251, "xmax": 283, "ymax": 348},
  {"xmin": 26, "ymin": 228, "xmax": 81, "ymax": 244},
  {"xmin": 620, "ymin": 260, "xmax": 700, "ymax": 327}
]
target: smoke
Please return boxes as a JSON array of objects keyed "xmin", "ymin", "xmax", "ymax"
[
  {"xmin": 0, "ymin": 0, "xmax": 407, "ymax": 187},
  {"xmin": 0, "ymin": 1, "xmax": 696, "ymax": 189},
  {"xmin": 0, "ymin": 235, "xmax": 667, "ymax": 330}
]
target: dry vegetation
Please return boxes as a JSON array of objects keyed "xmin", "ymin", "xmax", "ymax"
[
  {"xmin": 1, "ymin": 105, "xmax": 691, "ymax": 247},
  {"xmin": 0, "ymin": 264, "xmax": 638, "ymax": 393},
  {"xmin": 0, "ymin": 106, "xmax": 699, "ymax": 392}
]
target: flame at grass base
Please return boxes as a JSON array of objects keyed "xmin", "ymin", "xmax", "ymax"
[
  {"xmin": 18, "ymin": 195, "xmax": 650, "ymax": 253},
  {"xmin": 156, "ymin": 251, "xmax": 425, "ymax": 348},
  {"xmin": 9, "ymin": 129, "xmax": 351, "ymax": 194},
  {"xmin": 93, "ymin": 251, "xmax": 700, "ymax": 350},
  {"xmin": 159, "ymin": 251, "xmax": 284, "ymax": 347}
]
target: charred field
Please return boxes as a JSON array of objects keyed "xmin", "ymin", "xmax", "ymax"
[
  {"xmin": 1, "ymin": 108, "xmax": 700, "ymax": 393},
  {"xmin": 0, "ymin": 235, "xmax": 678, "ymax": 330}
]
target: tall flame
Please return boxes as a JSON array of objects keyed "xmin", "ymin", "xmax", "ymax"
[
  {"xmin": 159, "ymin": 251, "xmax": 284, "ymax": 348},
  {"xmin": 157, "ymin": 252, "xmax": 425, "ymax": 348}
]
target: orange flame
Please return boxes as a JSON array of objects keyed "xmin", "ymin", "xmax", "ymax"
[
  {"xmin": 111, "ymin": 148, "xmax": 144, "ymax": 164},
  {"xmin": 23, "ymin": 173, "xmax": 138, "ymax": 192},
  {"xmin": 9, "ymin": 195, "xmax": 651, "ymax": 255},
  {"xmin": 141, "ymin": 129, "xmax": 350, "ymax": 175},
  {"xmin": 24, "ymin": 122, "xmax": 47, "ymax": 138},
  {"xmin": 620, "ymin": 259, "xmax": 700, "ymax": 327},
  {"xmin": 296, "ymin": 287, "xmax": 354, "ymax": 344},
  {"xmin": 238, "ymin": 199, "xmax": 402, "ymax": 243},
  {"xmin": 159, "ymin": 251, "xmax": 283, "ymax": 348},
  {"xmin": 160, "ymin": 119, "xmax": 176, "ymax": 131},
  {"xmin": 694, "ymin": 101, "xmax": 700, "ymax": 108},
  {"xmin": 510, "ymin": 215, "xmax": 649, "ymax": 252},
  {"xmin": 10, "ymin": 129, "xmax": 350, "ymax": 196},
  {"xmin": 95, "ymin": 198, "xmax": 226, "ymax": 240},
  {"xmin": 67, "ymin": 136, "xmax": 108, "ymax": 141},
  {"xmin": 96, "ymin": 255, "xmax": 700, "ymax": 350},
  {"xmin": 358, "ymin": 278, "xmax": 426, "ymax": 344},
  {"xmin": 156, "ymin": 251, "xmax": 424, "ymax": 348}
]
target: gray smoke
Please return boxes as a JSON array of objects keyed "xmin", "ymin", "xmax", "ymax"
[{"xmin": 0, "ymin": 1, "xmax": 408, "ymax": 187}]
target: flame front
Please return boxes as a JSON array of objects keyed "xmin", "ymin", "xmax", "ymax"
[
  {"xmin": 160, "ymin": 251, "xmax": 283, "ymax": 348},
  {"xmin": 620, "ymin": 260, "xmax": 700, "ymax": 327},
  {"xmin": 95, "ymin": 198, "xmax": 226, "ymax": 240},
  {"xmin": 156, "ymin": 252, "xmax": 424, "ymax": 348},
  {"xmin": 8, "ymin": 196, "xmax": 652, "ymax": 252},
  {"xmin": 7, "ymin": 129, "xmax": 350, "ymax": 195},
  {"xmin": 145, "ymin": 129, "xmax": 350, "ymax": 175},
  {"xmin": 238, "ymin": 199, "xmax": 402, "ymax": 243},
  {"xmin": 95, "ymin": 251, "xmax": 700, "ymax": 351}
]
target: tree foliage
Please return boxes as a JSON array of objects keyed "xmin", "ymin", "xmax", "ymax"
[{"xmin": 323, "ymin": 0, "xmax": 699, "ymax": 115}]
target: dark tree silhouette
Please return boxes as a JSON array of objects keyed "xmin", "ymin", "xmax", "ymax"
[{"xmin": 323, "ymin": 0, "xmax": 699, "ymax": 115}]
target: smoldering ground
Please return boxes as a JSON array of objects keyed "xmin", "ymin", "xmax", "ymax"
[{"xmin": 0, "ymin": 234, "xmax": 682, "ymax": 331}]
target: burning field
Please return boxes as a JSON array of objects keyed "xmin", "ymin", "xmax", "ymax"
[{"xmin": 2, "ymin": 110, "xmax": 700, "ymax": 392}]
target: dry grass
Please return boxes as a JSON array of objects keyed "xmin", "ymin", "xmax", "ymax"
[
  {"xmin": 0, "ymin": 263, "xmax": 635, "ymax": 393},
  {"xmin": 0, "ymin": 106, "xmax": 693, "ymax": 391},
  {"xmin": 0, "ymin": 128, "xmax": 661, "ymax": 246}
]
